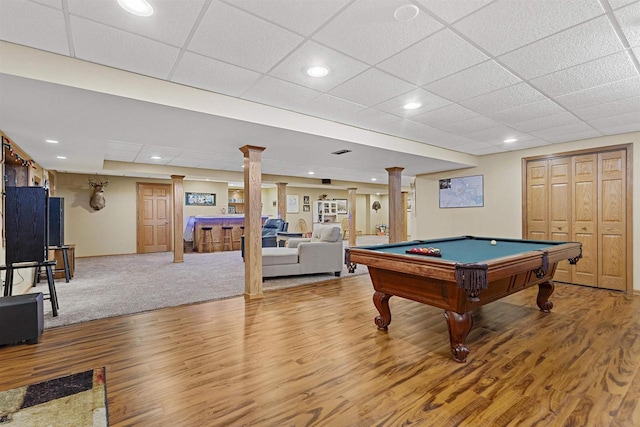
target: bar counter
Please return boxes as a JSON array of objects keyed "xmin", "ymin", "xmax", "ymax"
[{"xmin": 186, "ymin": 215, "xmax": 268, "ymax": 252}]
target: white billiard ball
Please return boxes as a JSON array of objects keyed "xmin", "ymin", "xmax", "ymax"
[{"xmin": 490, "ymin": 240, "xmax": 497, "ymax": 246}]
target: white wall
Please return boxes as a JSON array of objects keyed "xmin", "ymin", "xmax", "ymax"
[{"xmin": 414, "ymin": 132, "xmax": 639, "ymax": 290}]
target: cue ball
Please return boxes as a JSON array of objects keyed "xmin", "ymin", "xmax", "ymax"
[{"xmin": 490, "ymin": 240, "xmax": 497, "ymax": 245}]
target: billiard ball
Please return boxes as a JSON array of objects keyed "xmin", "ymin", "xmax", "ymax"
[{"xmin": 490, "ymin": 240, "xmax": 497, "ymax": 245}]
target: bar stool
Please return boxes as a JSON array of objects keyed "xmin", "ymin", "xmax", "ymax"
[
  {"xmin": 37, "ymin": 246, "xmax": 71, "ymax": 283},
  {"xmin": 201, "ymin": 226, "xmax": 214, "ymax": 253},
  {"xmin": 222, "ymin": 226, "xmax": 233, "ymax": 251}
]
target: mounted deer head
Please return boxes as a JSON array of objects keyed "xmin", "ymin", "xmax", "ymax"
[{"xmin": 89, "ymin": 178, "xmax": 109, "ymax": 211}]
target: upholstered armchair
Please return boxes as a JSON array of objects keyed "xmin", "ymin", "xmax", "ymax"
[{"xmin": 241, "ymin": 218, "xmax": 288, "ymax": 258}]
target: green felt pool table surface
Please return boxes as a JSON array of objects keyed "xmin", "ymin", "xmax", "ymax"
[{"xmin": 359, "ymin": 236, "xmax": 564, "ymax": 264}]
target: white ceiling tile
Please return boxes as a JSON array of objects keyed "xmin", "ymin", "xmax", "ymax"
[
  {"xmin": 241, "ymin": 76, "xmax": 321, "ymax": 110},
  {"xmin": 554, "ymin": 76, "xmax": 640, "ymax": 110},
  {"xmin": 344, "ymin": 108, "xmax": 401, "ymax": 130},
  {"xmin": 136, "ymin": 145, "xmax": 183, "ymax": 160},
  {"xmin": 472, "ymin": 146, "xmax": 509, "ymax": 155},
  {"xmin": 104, "ymin": 153, "xmax": 137, "ymax": 162},
  {"xmin": 0, "ymin": 0, "xmax": 69, "ymax": 55},
  {"xmin": 378, "ymin": 29, "xmax": 488, "ymax": 85},
  {"xmin": 297, "ymin": 94, "xmax": 365, "ymax": 121},
  {"xmin": 31, "ymin": 0, "xmax": 62, "ymax": 8},
  {"xmin": 68, "ymin": 0, "xmax": 205, "ymax": 47},
  {"xmin": 328, "ymin": 68, "xmax": 415, "ymax": 106},
  {"xmin": 167, "ymin": 158, "xmax": 205, "ymax": 168},
  {"xmin": 313, "ymin": 0, "xmax": 443, "ymax": 65},
  {"xmin": 544, "ymin": 130, "xmax": 603, "ymax": 143},
  {"xmin": 71, "ymin": 17, "xmax": 180, "ymax": 79},
  {"xmin": 451, "ymin": 141, "xmax": 498, "ymax": 155},
  {"xmin": 529, "ymin": 51, "xmax": 638, "ymax": 97},
  {"xmin": 230, "ymin": 0, "xmax": 350, "ymax": 36},
  {"xmin": 172, "ymin": 52, "xmax": 262, "ymax": 97},
  {"xmin": 374, "ymin": 88, "xmax": 451, "ymax": 117},
  {"xmin": 489, "ymin": 99, "xmax": 567, "ymax": 124},
  {"xmin": 573, "ymin": 96, "xmax": 640, "ymax": 121},
  {"xmin": 453, "ymin": 0, "xmax": 605, "ymax": 56},
  {"xmin": 464, "ymin": 125, "xmax": 534, "ymax": 144},
  {"xmin": 461, "ymin": 83, "xmax": 547, "ymax": 115},
  {"xmin": 586, "ymin": 110, "xmax": 640, "ymax": 132},
  {"xmin": 268, "ymin": 41, "xmax": 369, "ymax": 92},
  {"xmin": 434, "ymin": 116, "xmax": 503, "ymax": 134},
  {"xmin": 608, "ymin": 0, "xmax": 637, "ymax": 9},
  {"xmin": 410, "ymin": 104, "xmax": 479, "ymax": 127},
  {"xmin": 188, "ymin": 1, "xmax": 303, "ymax": 73},
  {"xmin": 530, "ymin": 122, "xmax": 596, "ymax": 139},
  {"xmin": 504, "ymin": 139, "xmax": 551, "ymax": 151},
  {"xmin": 498, "ymin": 17, "xmax": 624, "ymax": 80},
  {"xmin": 416, "ymin": 0, "xmax": 492, "ymax": 24},
  {"xmin": 511, "ymin": 112, "xmax": 582, "ymax": 132},
  {"xmin": 105, "ymin": 140, "xmax": 143, "ymax": 153},
  {"xmin": 614, "ymin": 2, "xmax": 640, "ymax": 47},
  {"xmin": 424, "ymin": 60, "xmax": 521, "ymax": 102}
]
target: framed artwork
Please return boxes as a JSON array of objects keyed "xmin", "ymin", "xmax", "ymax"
[
  {"xmin": 303, "ymin": 195, "xmax": 310, "ymax": 204},
  {"xmin": 334, "ymin": 199, "xmax": 348, "ymax": 214},
  {"xmin": 287, "ymin": 195, "xmax": 299, "ymax": 213},
  {"xmin": 303, "ymin": 205, "xmax": 310, "ymax": 212},
  {"xmin": 439, "ymin": 175, "xmax": 484, "ymax": 208},
  {"xmin": 185, "ymin": 192, "xmax": 216, "ymax": 206}
]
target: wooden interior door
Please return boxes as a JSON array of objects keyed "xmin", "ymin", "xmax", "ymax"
[
  {"xmin": 571, "ymin": 154, "xmax": 598, "ymax": 287},
  {"xmin": 549, "ymin": 157, "xmax": 571, "ymax": 283},
  {"xmin": 526, "ymin": 159, "xmax": 549, "ymax": 240},
  {"xmin": 137, "ymin": 183, "xmax": 172, "ymax": 254},
  {"xmin": 598, "ymin": 150, "xmax": 626, "ymax": 291}
]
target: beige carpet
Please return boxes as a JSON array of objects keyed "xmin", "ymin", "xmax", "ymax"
[{"xmin": 36, "ymin": 235, "xmax": 388, "ymax": 329}]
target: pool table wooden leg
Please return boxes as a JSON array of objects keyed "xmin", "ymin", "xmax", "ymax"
[
  {"xmin": 373, "ymin": 291, "xmax": 392, "ymax": 329},
  {"xmin": 444, "ymin": 311, "xmax": 473, "ymax": 363},
  {"xmin": 536, "ymin": 279, "xmax": 555, "ymax": 313}
]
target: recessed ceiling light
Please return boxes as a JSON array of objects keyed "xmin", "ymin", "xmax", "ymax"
[
  {"xmin": 46, "ymin": 139, "xmax": 58, "ymax": 144},
  {"xmin": 308, "ymin": 171, "xmax": 315, "ymax": 175},
  {"xmin": 503, "ymin": 138, "xmax": 518, "ymax": 143},
  {"xmin": 403, "ymin": 102, "xmax": 422, "ymax": 110},
  {"xmin": 394, "ymin": 4, "xmax": 420, "ymax": 22},
  {"xmin": 307, "ymin": 66, "xmax": 329, "ymax": 78},
  {"xmin": 371, "ymin": 178, "xmax": 377, "ymax": 181},
  {"xmin": 150, "ymin": 156, "xmax": 162, "ymax": 160},
  {"xmin": 56, "ymin": 156, "xmax": 67, "ymax": 159},
  {"xmin": 376, "ymin": 192, "xmax": 381, "ymax": 195},
  {"xmin": 117, "ymin": 0, "xmax": 154, "ymax": 17}
]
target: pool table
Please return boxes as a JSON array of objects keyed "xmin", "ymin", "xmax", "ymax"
[{"xmin": 345, "ymin": 236, "xmax": 582, "ymax": 363}]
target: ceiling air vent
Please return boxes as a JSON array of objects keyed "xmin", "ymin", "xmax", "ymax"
[{"xmin": 331, "ymin": 149, "xmax": 352, "ymax": 155}]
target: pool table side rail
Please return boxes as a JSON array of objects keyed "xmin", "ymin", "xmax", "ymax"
[{"xmin": 345, "ymin": 241, "xmax": 582, "ymax": 285}]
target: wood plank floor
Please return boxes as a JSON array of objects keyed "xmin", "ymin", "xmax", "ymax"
[{"xmin": 1, "ymin": 275, "xmax": 639, "ymax": 426}]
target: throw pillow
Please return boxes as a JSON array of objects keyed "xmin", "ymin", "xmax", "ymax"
[{"xmin": 320, "ymin": 226, "xmax": 341, "ymax": 242}]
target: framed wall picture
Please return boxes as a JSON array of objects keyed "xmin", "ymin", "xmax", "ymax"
[
  {"xmin": 303, "ymin": 195, "xmax": 310, "ymax": 204},
  {"xmin": 185, "ymin": 192, "xmax": 216, "ymax": 206},
  {"xmin": 303, "ymin": 205, "xmax": 310, "ymax": 212},
  {"xmin": 287, "ymin": 195, "xmax": 299, "ymax": 213},
  {"xmin": 439, "ymin": 175, "xmax": 484, "ymax": 208},
  {"xmin": 334, "ymin": 199, "xmax": 348, "ymax": 214}
]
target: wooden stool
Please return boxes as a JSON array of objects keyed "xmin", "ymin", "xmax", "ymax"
[
  {"xmin": 222, "ymin": 226, "xmax": 233, "ymax": 251},
  {"xmin": 37, "ymin": 245, "xmax": 71, "ymax": 283},
  {"xmin": 201, "ymin": 227, "xmax": 214, "ymax": 253}
]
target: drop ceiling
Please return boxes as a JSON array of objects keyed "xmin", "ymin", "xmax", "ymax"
[{"xmin": 0, "ymin": 0, "xmax": 639, "ymax": 187}]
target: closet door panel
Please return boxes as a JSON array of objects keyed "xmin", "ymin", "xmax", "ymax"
[
  {"xmin": 526, "ymin": 160, "xmax": 548, "ymax": 240},
  {"xmin": 572, "ymin": 155, "xmax": 597, "ymax": 286},
  {"xmin": 598, "ymin": 150, "xmax": 626, "ymax": 291},
  {"xmin": 549, "ymin": 158, "xmax": 571, "ymax": 283}
]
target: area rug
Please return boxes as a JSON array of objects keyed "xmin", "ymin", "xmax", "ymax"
[{"xmin": 0, "ymin": 368, "xmax": 108, "ymax": 426}]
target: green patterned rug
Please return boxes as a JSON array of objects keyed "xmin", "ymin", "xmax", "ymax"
[{"xmin": 0, "ymin": 368, "xmax": 108, "ymax": 426}]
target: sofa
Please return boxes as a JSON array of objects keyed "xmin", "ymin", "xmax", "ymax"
[
  {"xmin": 262, "ymin": 226, "xmax": 343, "ymax": 279},
  {"xmin": 241, "ymin": 218, "xmax": 288, "ymax": 258}
]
